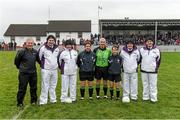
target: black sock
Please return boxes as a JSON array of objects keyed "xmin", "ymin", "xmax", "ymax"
[
  {"xmin": 103, "ymin": 86, "xmax": 108, "ymax": 96},
  {"xmin": 89, "ymin": 87, "xmax": 93, "ymax": 97},
  {"xmin": 80, "ymin": 87, "xmax": 85, "ymax": 97},
  {"xmin": 116, "ymin": 89, "xmax": 120, "ymax": 98},
  {"xmin": 110, "ymin": 88, "xmax": 114, "ymax": 97},
  {"xmin": 96, "ymin": 85, "xmax": 100, "ymax": 96}
]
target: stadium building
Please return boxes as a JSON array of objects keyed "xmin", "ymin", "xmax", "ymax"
[
  {"xmin": 4, "ymin": 20, "xmax": 91, "ymax": 46},
  {"xmin": 99, "ymin": 19, "xmax": 180, "ymax": 45},
  {"xmin": 3, "ymin": 19, "xmax": 180, "ymax": 47}
]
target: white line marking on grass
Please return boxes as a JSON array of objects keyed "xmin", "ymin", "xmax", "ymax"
[{"xmin": 12, "ymin": 105, "xmax": 29, "ymax": 120}]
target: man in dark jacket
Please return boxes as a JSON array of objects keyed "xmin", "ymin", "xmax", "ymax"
[
  {"xmin": 77, "ymin": 40, "xmax": 96, "ymax": 100},
  {"xmin": 14, "ymin": 38, "xmax": 40, "ymax": 107}
]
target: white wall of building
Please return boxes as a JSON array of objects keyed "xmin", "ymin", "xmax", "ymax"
[
  {"xmin": 3, "ymin": 36, "xmax": 11, "ymax": 44},
  {"xmin": 40, "ymin": 36, "xmax": 47, "ymax": 44},
  {"xmin": 60, "ymin": 32, "xmax": 78, "ymax": 40},
  {"xmin": 3, "ymin": 31, "xmax": 91, "ymax": 46},
  {"xmin": 3, "ymin": 36, "xmax": 46, "ymax": 46},
  {"xmin": 59, "ymin": 32, "xmax": 78, "ymax": 44},
  {"xmin": 15, "ymin": 36, "xmax": 36, "ymax": 46},
  {"xmin": 82, "ymin": 32, "xmax": 91, "ymax": 40}
]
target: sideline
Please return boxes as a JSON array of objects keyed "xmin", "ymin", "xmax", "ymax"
[{"xmin": 12, "ymin": 105, "xmax": 29, "ymax": 120}]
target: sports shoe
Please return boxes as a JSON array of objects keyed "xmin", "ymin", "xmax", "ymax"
[
  {"xmin": 96, "ymin": 96, "xmax": 101, "ymax": 99},
  {"xmin": 89, "ymin": 97, "xmax": 93, "ymax": 100},
  {"xmin": 150, "ymin": 100, "xmax": 157, "ymax": 103},
  {"xmin": 116, "ymin": 97, "xmax": 120, "ymax": 100},
  {"xmin": 31, "ymin": 102, "xmax": 37, "ymax": 105},
  {"xmin": 17, "ymin": 103, "xmax": 24, "ymax": 107},
  {"xmin": 50, "ymin": 101, "xmax": 57, "ymax": 104},
  {"xmin": 104, "ymin": 95, "xmax": 108, "ymax": 99},
  {"xmin": 80, "ymin": 97, "xmax": 84, "ymax": 100},
  {"xmin": 143, "ymin": 98, "xmax": 149, "ymax": 101},
  {"xmin": 39, "ymin": 103, "xmax": 46, "ymax": 106},
  {"xmin": 50, "ymin": 100, "xmax": 57, "ymax": 103},
  {"xmin": 17, "ymin": 103, "xmax": 24, "ymax": 110}
]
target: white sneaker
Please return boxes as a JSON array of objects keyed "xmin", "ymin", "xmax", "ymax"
[
  {"xmin": 104, "ymin": 95, "xmax": 108, "ymax": 99},
  {"xmin": 150, "ymin": 99, "xmax": 157, "ymax": 103},
  {"xmin": 39, "ymin": 102, "xmax": 46, "ymax": 106},
  {"xmin": 143, "ymin": 97, "xmax": 149, "ymax": 101},
  {"xmin": 50, "ymin": 100, "xmax": 57, "ymax": 104},
  {"xmin": 89, "ymin": 97, "xmax": 93, "ymax": 100},
  {"xmin": 96, "ymin": 96, "xmax": 101, "ymax": 99},
  {"xmin": 80, "ymin": 97, "xmax": 84, "ymax": 100},
  {"xmin": 122, "ymin": 97, "xmax": 130, "ymax": 103}
]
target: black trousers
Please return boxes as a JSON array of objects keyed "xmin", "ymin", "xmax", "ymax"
[{"xmin": 17, "ymin": 72, "xmax": 37, "ymax": 105}]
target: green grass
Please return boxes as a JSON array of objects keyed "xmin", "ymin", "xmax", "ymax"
[{"xmin": 0, "ymin": 51, "xmax": 180, "ymax": 119}]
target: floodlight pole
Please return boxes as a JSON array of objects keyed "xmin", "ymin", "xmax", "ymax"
[
  {"xmin": 98, "ymin": 6, "xmax": 99, "ymax": 35},
  {"xmin": 48, "ymin": 5, "xmax": 51, "ymax": 20},
  {"xmin": 98, "ymin": 5, "xmax": 102, "ymax": 38},
  {"xmin": 155, "ymin": 21, "xmax": 158, "ymax": 46},
  {"xmin": 100, "ymin": 22, "xmax": 103, "ymax": 37}
]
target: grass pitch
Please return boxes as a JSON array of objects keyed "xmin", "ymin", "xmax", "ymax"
[{"xmin": 0, "ymin": 51, "xmax": 180, "ymax": 119}]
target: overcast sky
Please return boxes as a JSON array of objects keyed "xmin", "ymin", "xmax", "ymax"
[{"xmin": 1, "ymin": 0, "xmax": 180, "ymax": 37}]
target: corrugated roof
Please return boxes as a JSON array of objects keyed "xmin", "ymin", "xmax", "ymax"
[
  {"xmin": 4, "ymin": 24, "xmax": 47, "ymax": 36},
  {"xmin": 100, "ymin": 19, "xmax": 180, "ymax": 22},
  {"xmin": 47, "ymin": 20, "xmax": 91, "ymax": 32}
]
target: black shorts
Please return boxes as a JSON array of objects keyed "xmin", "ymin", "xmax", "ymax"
[
  {"xmin": 95, "ymin": 66, "xmax": 108, "ymax": 80},
  {"xmin": 108, "ymin": 74, "xmax": 121, "ymax": 82},
  {"xmin": 79, "ymin": 72, "xmax": 94, "ymax": 81}
]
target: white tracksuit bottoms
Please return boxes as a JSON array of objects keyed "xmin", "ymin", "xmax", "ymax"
[
  {"xmin": 61, "ymin": 74, "xmax": 77, "ymax": 102},
  {"xmin": 141, "ymin": 72, "xmax": 158, "ymax": 102},
  {"xmin": 122, "ymin": 72, "xmax": 138, "ymax": 100},
  {"xmin": 39, "ymin": 69, "xmax": 58, "ymax": 104}
]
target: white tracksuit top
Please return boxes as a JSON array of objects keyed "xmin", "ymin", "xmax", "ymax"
[
  {"xmin": 140, "ymin": 46, "xmax": 161, "ymax": 73},
  {"xmin": 38, "ymin": 44, "xmax": 60, "ymax": 70},
  {"xmin": 59, "ymin": 49, "xmax": 78, "ymax": 75},
  {"xmin": 120, "ymin": 47, "xmax": 140, "ymax": 73}
]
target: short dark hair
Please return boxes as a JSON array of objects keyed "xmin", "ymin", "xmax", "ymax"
[
  {"xmin": 65, "ymin": 39, "xmax": 73, "ymax": 46},
  {"xmin": 146, "ymin": 36, "xmax": 154, "ymax": 42},
  {"xmin": 112, "ymin": 45, "xmax": 119, "ymax": 50},
  {"xmin": 46, "ymin": 35, "xmax": 56, "ymax": 42},
  {"xmin": 84, "ymin": 40, "xmax": 92, "ymax": 46}
]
